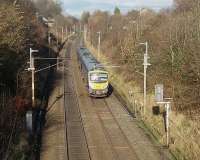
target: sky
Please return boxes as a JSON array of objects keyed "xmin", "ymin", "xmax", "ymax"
[{"xmin": 60, "ymin": 0, "xmax": 174, "ymax": 17}]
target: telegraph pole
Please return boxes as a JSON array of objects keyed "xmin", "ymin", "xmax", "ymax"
[
  {"xmin": 140, "ymin": 42, "xmax": 150, "ymax": 116},
  {"xmin": 73, "ymin": 24, "xmax": 76, "ymax": 33},
  {"xmin": 31, "ymin": 57, "xmax": 35, "ymax": 108},
  {"xmin": 61, "ymin": 27, "xmax": 64, "ymax": 42},
  {"xmin": 48, "ymin": 32, "xmax": 51, "ymax": 57},
  {"xmin": 66, "ymin": 27, "xmax": 68, "ymax": 38},
  {"xmin": 84, "ymin": 25, "xmax": 87, "ymax": 42},
  {"xmin": 97, "ymin": 31, "xmax": 101, "ymax": 59},
  {"xmin": 28, "ymin": 48, "xmax": 38, "ymax": 108},
  {"xmin": 56, "ymin": 23, "xmax": 58, "ymax": 47}
]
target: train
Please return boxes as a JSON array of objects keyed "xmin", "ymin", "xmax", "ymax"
[{"xmin": 77, "ymin": 46, "xmax": 109, "ymax": 97}]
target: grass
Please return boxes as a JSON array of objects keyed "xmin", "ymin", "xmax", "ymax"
[{"xmin": 85, "ymin": 41, "xmax": 200, "ymax": 160}]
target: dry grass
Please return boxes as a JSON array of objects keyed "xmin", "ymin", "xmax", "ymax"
[{"xmin": 85, "ymin": 41, "xmax": 200, "ymax": 160}]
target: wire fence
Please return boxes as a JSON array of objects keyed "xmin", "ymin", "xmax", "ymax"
[
  {"xmin": 0, "ymin": 84, "xmax": 16, "ymax": 160},
  {"xmin": 0, "ymin": 85, "xmax": 12, "ymax": 108}
]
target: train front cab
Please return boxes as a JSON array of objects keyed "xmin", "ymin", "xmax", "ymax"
[{"xmin": 88, "ymin": 70, "xmax": 109, "ymax": 97}]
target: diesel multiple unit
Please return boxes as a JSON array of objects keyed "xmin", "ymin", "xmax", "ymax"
[{"xmin": 77, "ymin": 47, "xmax": 109, "ymax": 97}]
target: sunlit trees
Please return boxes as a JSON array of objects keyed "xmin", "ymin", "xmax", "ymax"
[
  {"xmin": 0, "ymin": 0, "xmax": 76, "ymax": 158},
  {"xmin": 34, "ymin": 0, "xmax": 62, "ymax": 18},
  {"xmin": 81, "ymin": 11, "xmax": 90, "ymax": 24},
  {"xmin": 86, "ymin": 0, "xmax": 200, "ymax": 112},
  {"xmin": 0, "ymin": 4, "xmax": 27, "ymax": 52}
]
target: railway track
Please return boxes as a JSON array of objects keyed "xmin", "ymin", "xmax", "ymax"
[
  {"xmin": 58, "ymin": 40, "xmax": 171, "ymax": 160},
  {"xmin": 91, "ymin": 98, "xmax": 139, "ymax": 160},
  {"xmin": 63, "ymin": 43, "xmax": 91, "ymax": 160}
]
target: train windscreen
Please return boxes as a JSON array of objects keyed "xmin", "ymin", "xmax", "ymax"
[{"xmin": 90, "ymin": 72, "xmax": 108, "ymax": 83}]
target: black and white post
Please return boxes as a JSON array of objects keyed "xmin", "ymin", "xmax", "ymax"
[{"xmin": 155, "ymin": 84, "xmax": 171, "ymax": 147}]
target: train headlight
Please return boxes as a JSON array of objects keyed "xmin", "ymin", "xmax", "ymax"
[
  {"xmin": 89, "ymin": 87, "xmax": 93, "ymax": 94},
  {"xmin": 105, "ymin": 88, "xmax": 108, "ymax": 92},
  {"xmin": 103, "ymin": 87, "xmax": 108, "ymax": 93}
]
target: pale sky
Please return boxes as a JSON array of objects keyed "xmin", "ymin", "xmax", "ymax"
[{"xmin": 61, "ymin": 0, "xmax": 174, "ymax": 17}]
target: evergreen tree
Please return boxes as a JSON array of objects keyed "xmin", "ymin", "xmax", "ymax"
[{"xmin": 114, "ymin": 6, "xmax": 121, "ymax": 15}]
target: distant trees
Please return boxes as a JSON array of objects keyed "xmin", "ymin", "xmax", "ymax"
[
  {"xmin": 34, "ymin": 0, "xmax": 62, "ymax": 18},
  {"xmin": 114, "ymin": 6, "xmax": 121, "ymax": 15},
  {"xmin": 81, "ymin": 11, "xmax": 90, "ymax": 24},
  {"xmin": 87, "ymin": 11, "xmax": 109, "ymax": 46}
]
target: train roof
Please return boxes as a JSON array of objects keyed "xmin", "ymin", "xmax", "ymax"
[{"xmin": 77, "ymin": 47, "xmax": 105, "ymax": 72}]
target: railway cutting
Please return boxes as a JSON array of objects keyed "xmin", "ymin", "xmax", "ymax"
[{"xmin": 40, "ymin": 39, "xmax": 173, "ymax": 160}]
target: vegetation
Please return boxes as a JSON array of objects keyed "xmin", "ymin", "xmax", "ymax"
[
  {"xmin": 83, "ymin": 0, "xmax": 200, "ymax": 114},
  {"xmin": 1, "ymin": 0, "xmax": 199, "ymax": 159},
  {"xmin": 82, "ymin": 0, "xmax": 200, "ymax": 159},
  {"xmin": 0, "ymin": 0, "xmax": 76, "ymax": 159},
  {"xmin": 34, "ymin": 0, "xmax": 62, "ymax": 18},
  {"xmin": 114, "ymin": 6, "xmax": 121, "ymax": 15}
]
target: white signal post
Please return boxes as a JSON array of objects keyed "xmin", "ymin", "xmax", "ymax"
[
  {"xmin": 28, "ymin": 48, "xmax": 38, "ymax": 108},
  {"xmin": 140, "ymin": 41, "xmax": 150, "ymax": 116}
]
